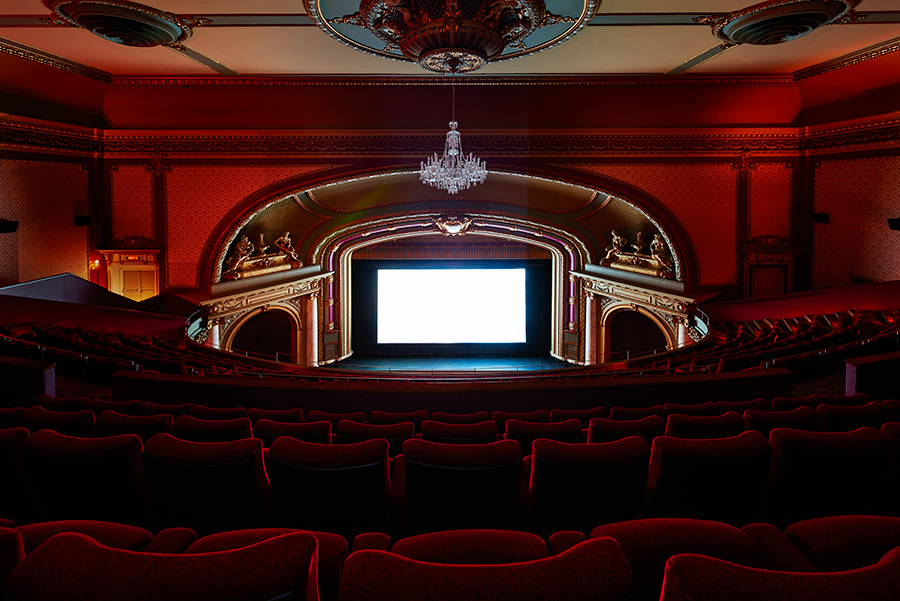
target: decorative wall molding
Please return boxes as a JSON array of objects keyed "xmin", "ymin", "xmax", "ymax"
[
  {"xmin": 201, "ymin": 273, "xmax": 329, "ymax": 322},
  {"xmin": 803, "ymin": 119, "xmax": 900, "ymax": 152},
  {"xmin": 574, "ymin": 271, "xmax": 696, "ymax": 317},
  {"xmin": 0, "ymin": 120, "xmax": 98, "ymax": 154}
]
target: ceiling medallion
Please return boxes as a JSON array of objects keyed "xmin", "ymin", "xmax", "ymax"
[
  {"xmin": 307, "ymin": 0, "xmax": 596, "ymax": 72},
  {"xmin": 51, "ymin": 0, "xmax": 192, "ymax": 47},
  {"xmin": 712, "ymin": 0, "xmax": 853, "ymax": 45}
]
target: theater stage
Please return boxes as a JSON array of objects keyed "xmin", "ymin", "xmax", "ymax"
[{"xmin": 330, "ymin": 355, "xmax": 569, "ymax": 373}]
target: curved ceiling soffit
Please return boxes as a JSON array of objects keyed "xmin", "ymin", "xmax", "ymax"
[{"xmin": 207, "ymin": 168, "xmax": 688, "ymax": 285}]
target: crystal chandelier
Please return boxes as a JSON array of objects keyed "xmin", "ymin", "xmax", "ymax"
[{"xmin": 419, "ymin": 73, "xmax": 487, "ymax": 195}]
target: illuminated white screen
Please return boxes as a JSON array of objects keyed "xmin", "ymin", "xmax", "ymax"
[{"xmin": 377, "ymin": 269, "xmax": 526, "ymax": 344}]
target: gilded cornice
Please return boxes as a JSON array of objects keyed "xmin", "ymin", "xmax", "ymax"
[
  {"xmin": 573, "ymin": 270, "xmax": 696, "ymax": 317},
  {"xmin": 793, "ymin": 35, "xmax": 900, "ymax": 81},
  {"xmin": 202, "ymin": 272, "xmax": 330, "ymax": 320},
  {"xmin": 0, "ymin": 36, "xmax": 110, "ymax": 82},
  {"xmin": 0, "ymin": 120, "xmax": 99, "ymax": 154},
  {"xmin": 802, "ymin": 119, "xmax": 900, "ymax": 152}
]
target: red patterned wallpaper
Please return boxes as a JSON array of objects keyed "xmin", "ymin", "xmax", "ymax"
[
  {"xmin": 813, "ymin": 156, "xmax": 900, "ymax": 289},
  {"xmin": 749, "ymin": 163, "xmax": 792, "ymax": 239},
  {"xmin": 568, "ymin": 163, "xmax": 738, "ymax": 286},
  {"xmin": 0, "ymin": 160, "xmax": 89, "ymax": 286},
  {"xmin": 165, "ymin": 165, "xmax": 330, "ymax": 288},
  {"xmin": 111, "ymin": 166, "xmax": 155, "ymax": 240}
]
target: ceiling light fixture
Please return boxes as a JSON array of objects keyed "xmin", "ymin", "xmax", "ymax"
[{"xmin": 419, "ymin": 69, "xmax": 487, "ymax": 195}]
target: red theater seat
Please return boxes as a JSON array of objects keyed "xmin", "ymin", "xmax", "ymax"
[
  {"xmin": 549, "ymin": 406, "xmax": 607, "ymax": 428},
  {"xmin": 588, "ymin": 416, "xmax": 666, "ymax": 445},
  {"xmin": 370, "ymin": 410, "xmax": 428, "ymax": 433},
  {"xmin": 0, "ymin": 409, "xmax": 24, "ymax": 430},
  {"xmin": 492, "ymin": 410, "xmax": 549, "ymax": 435},
  {"xmin": 663, "ymin": 401, "xmax": 724, "ymax": 417},
  {"xmin": 659, "ymin": 546, "xmax": 900, "ymax": 601},
  {"xmin": 715, "ymin": 398, "xmax": 770, "ymax": 413},
  {"xmin": 96, "ymin": 410, "xmax": 173, "ymax": 442},
  {"xmin": 503, "ymin": 419, "xmax": 582, "ymax": 453},
  {"xmin": 253, "ymin": 420, "xmax": 332, "ymax": 447},
  {"xmin": 32, "ymin": 394, "xmax": 87, "ymax": 412},
  {"xmin": 608, "ymin": 405, "xmax": 667, "ymax": 420},
  {"xmin": 763, "ymin": 427, "xmax": 892, "ymax": 528},
  {"xmin": 388, "ymin": 529, "xmax": 549, "ymax": 564},
  {"xmin": 784, "ymin": 515, "xmax": 900, "ymax": 572},
  {"xmin": 307, "ymin": 410, "xmax": 366, "ymax": 430},
  {"xmin": 743, "ymin": 406, "xmax": 818, "ymax": 438},
  {"xmin": 172, "ymin": 415, "xmax": 253, "ymax": 443},
  {"xmin": 82, "ymin": 398, "xmax": 141, "ymax": 415},
  {"xmin": 590, "ymin": 518, "xmax": 767, "ymax": 601},
  {"xmin": 419, "ymin": 420, "xmax": 498, "ymax": 445},
  {"xmin": 267, "ymin": 437, "xmax": 390, "ymax": 536},
  {"xmin": 143, "ymin": 434, "xmax": 272, "ymax": 536},
  {"xmin": 246, "ymin": 408, "xmax": 303, "ymax": 424},
  {"xmin": 189, "ymin": 405, "xmax": 248, "ymax": 420},
  {"xmin": 647, "ymin": 432, "xmax": 771, "ymax": 526},
  {"xmin": 528, "ymin": 437, "xmax": 650, "ymax": 535},
  {"xmin": 21, "ymin": 430, "xmax": 150, "ymax": 526},
  {"xmin": 430, "ymin": 411, "xmax": 490, "ymax": 424},
  {"xmin": 396, "ymin": 439, "xmax": 523, "ymax": 532},
  {"xmin": 816, "ymin": 401, "xmax": 891, "ymax": 432},
  {"xmin": 20, "ymin": 406, "xmax": 95, "ymax": 438},
  {"xmin": 5, "ymin": 531, "xmax": 319, "ymax": 601},
  {"xmin": 136, "ymin": 401, "xmax": 193, "ymax": 418},
  {"xmin": 664, "ymin": 412, "xmax": 744, "ymax": 439},
  {"xmin": 335, "ymin": 420, "xmax": 414, "ymax": 458},
  {"xmin": 0, "ymin": 429, "xmax": 32, "ymax": 525},
  {"xmin": 339, "ymin": 537, "xmax": 631, "ymax": 601}
]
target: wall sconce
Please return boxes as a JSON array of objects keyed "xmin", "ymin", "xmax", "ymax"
[{"xmin": 90, "ymin": 259, "xmax": 100, "ymax": 270}]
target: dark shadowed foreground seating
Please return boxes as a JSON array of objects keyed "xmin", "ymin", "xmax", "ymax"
[
  {"xmin": 267, "ymin": 437, "xmax": 390, "ymax": 536},
  {"xmin": 5, "ymin": 531, "xmax": 320, "ymax": 601},
  {"xmin": 419, "ymin": 420, "xmax": 498, "ymax": 445},
  {"xmin": 396, "ymin": 439, "xmax": 523, "ymax": 532},
  {"xmin": 388, "ymin": 529, "xmax": 549, "ymax": 564},
  {"xmin": 430, "ymin": 411, "xmax": 490, "ymax": 424},
  {"xmin": 663, "ymin": 412, "xmax": 744, "ymax": 439},
  {"xmin": 588, "ymin": 416, "xmax": 666, "ymax": 445},
  {"xmin": 20, "ymin": 406, "xmax": 94, "ymax": 438},
  {"xmin": 659, "ymin": 546, "xmax": 900, "ymax": 601},
  {"xmin": 528, "ymin": 437, "xmax": 650, "ymax": 535},
  {"xmin": 743, "ymin": 406, "xmax": 818, "ymax": 438},
  {"xmin": 339, "ymin": 536, "xmax": 631, "ymax": 601},
  {"xmin": 647, "ymin": 431, "xmax": 771, "ymax": 526},
  {"xmin": 335, "ymin": 420, "xmax": 414, "ymax": 458},
  {"xmin": 21, "ymin": 430, "xmax": 150, "ymax": 526},
  {"xmin": 503, "ymin": 419, "xmax": 582, "ymax": 453},
  {"xmin": 96, "ymin": 410, "xmax": 173, "ymax": 442},
  {"xmin": 784, "ymin": 515, "xmax": 900, "ymax": 572},
  {"xmin": 254, "ymin": 420, "xmax": 332, "ymax": 447},
  {"xmin": 142, "ymin": 434, "xmax": 271, "ymax": 536},
  {"xmin": 172, "ymin": 415, "xmax": 253, "ymax": 443},
  {"xmin": 0, "ymin": 428, "xmax": 31, "ymax": 524}
]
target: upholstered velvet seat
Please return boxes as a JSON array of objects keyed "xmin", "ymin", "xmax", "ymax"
[
  {"xmin": 96, "ymin": 410, "xmax": 173, "ymax": 442},
  {"xmin": 430, "ymin": 411, "xmax": 490, "ymax": 424},
  {"xmin": 816, "ymin": 401, "xmax": 891, "ymax": 432},
  {"xmin": 549, "ymin": 406, "xmax": 607, "ymax": 428},
  {"xmin": 491, "ymin": 410, "xmax": 549, "ymax": 436},
  {"xmin": 663, "ymin": 411, "xmax": 744, "ymax": 439},
  {"xmin": 306, "ymin": 410, "xmax": 366, "ymax": 430},
  {"xmin": 20, "ymin": 406, "xmax": 95, "ymax": 438},
  {"xmin": 503, "ymin": 418, "xmax": 583, "ymax": 454},
  {"xmin": 419, "ymin": 420, "xmax": 498, "ymax": 445},
  {"xmin": 335, "ymin": 420, "xmax": 415, "ymax": 458},
  {"xmin": 784, "ymin": 515, "xmax": 900, "ymax": 572},
  {"xmin": 254, "ymin": 419, "xmax": 332, "ymax": 447},
  {"xmin": 743, "ymin": 406, "xmax": 818, "ymax": 438},
  {"xmin": 172, "ymin": 415, "xmax": 253, "ymax": 443},
  {"xmin": 588, "ymin": 415, "xmax": 666, "ymax": 445},
  {"xmin": 189, "ymin": 405, "xmax": 248, "ymax": 421}
]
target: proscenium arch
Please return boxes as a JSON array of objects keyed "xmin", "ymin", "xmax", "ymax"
[
  {"xmin": 200, "ymin": 165, "xmax": 698, "ymax": 293},
  {"xmin": 221, "ymin": 304, "xmax": 303, "ymax": 364},
  {"xmin": 312, "ymin": 211, "xmax": 590, "ymax": 364},
  {"xmin": 598, "ymin": 302, "xmax": 676, "ymax": 364}
]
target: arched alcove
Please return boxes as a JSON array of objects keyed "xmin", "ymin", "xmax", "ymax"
[
  {"xmin": 605, "ymin": 308, "xmax": 671, "ymax": 362},
  {"xmin": 224, "ymin": 306, "xmax": 302, "ymax": 364}
]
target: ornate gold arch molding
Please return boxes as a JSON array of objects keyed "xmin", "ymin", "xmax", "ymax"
[{"xmin": 310, "ymin": 211, "xmax": 593, "ymax": 364}]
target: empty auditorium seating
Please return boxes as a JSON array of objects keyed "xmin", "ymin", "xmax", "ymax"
[
  {"xmin": 189, "ymin": 405, "xmax": 248, "ymax": 420},
  {"xmin": 528, "ymin": 437, "xmax": 650, "ymax": 535},
  {"xmin": 0, "ymin": 409, "xmax": 23, "ymax": 430},
  {"xmin": 387, "ymin": 529, "xmax": 550, "ymax": 564},
  {"xmin": 763, "ymin": 427, "xmax": 892, "ymax": 528},
  {"xmin": 647, "ymin": 432, "xmax": 771, "ymax": 526},
  {"xmin": 663, "ymin": 401, "xmax": 724, "ymax": 416},
  {"xmin": 419, "ymin": 420, "xmax": 498, "ymax": 444},
  {"xmin": 21, "ymin": 430, "xmax": 150, "ymax": 526},
  {"xmin": 0, "ymin": 428, "xmax": 32, "ymax": 524},
  {"xmin": 20, "ymin": 406, "xmax": 95, "ymax": 438},
  {"xmin": 370, "ymin": 409, "xmax": 428, "ymax": 432},
  {"xmin": 96, "ymin": 410, "xmax": 173, "ymax": 442},
  {"xmin": 659, "ymin": 547, "xmax": 900, "ymax": 601},
  {"xmin": 82, "ymin": 398, "xmax": 141, "ymax": 415},
  {"xmin": 587, "ymin": 415, "xmax": 666, "ymax": 444},
  {"xmin": 663, "ymin": 411, "xmax": 744, "ymax": 439},
  {"xmin": 253, "ymin": 419, "xmax": 332, "ymax": 447},
  {"xmin": 266, "ymin": 437, "xmax": 390, "ymax": 536},
  {"xmin": 142, "ymin": 434, "xmax": 272, "ymax": 536},
  {"xmin": 771, "ymin": 393, "xmax": 873, "ymax": 412},
  {"xmin": 246, "ymin": 407, "xmax": 303, "ymax": 424},
  {"xmin": 589, "ymin": 518, "xmax": 768, "ymax": 601},
  {"xmin": 396, "ymin": 439, "xmax": 523, "ymax": 532},
  {"xmin": 549, "ymin": 406, "xmax": 606, "ymax": 427},
  {"xmin": 335, "ymin": 420, "xmax": 414, "ymax": 458},
  {"xmin": 715, "ymin": 398, "xmax": 770, "ymax": 413},
  {"xmin": 743, "ymin": 406, "xmax": 818, "ymax": 438},
  {"xmin": 32, "ymin": 394, "xmax": 86, "ymax": 412},
  {"xmin": 784, "ymin": 515, "xmax": 900, "ymax": 572},
  {"xmin": 5, "ymin": 530, "xmax": 320, "ymax": 601},
  {"xmin": 503, "ymin": 418, "xmax": 583, "ymax": 452},
  {"xmin": 339, "ymin": 536, "xmax": 631, "ymax": 601},
  {"xmin": 492, "ymin": 410, "xmax": 549, "ymax": 435},
  {"xmin": 136, "ymin": 401, "xmax": 192, "ymax": 418},
  {"xmin": 430, "ymin": 411, "xmax": 490, "ymax": 424},
  {"xmin": 816, "ymin": 401, "xmax": 892, "ymax": 432},
  {"xmin": 608, "ymin": 405, "xmax": 667, "ymax": 420},
  {"xmin": 306, "ymin": 410, "xmax": 366, "ymax": 430},
  {"xmin": 171, "ymin": 415, "xmax": 253, "ymax": 443}
]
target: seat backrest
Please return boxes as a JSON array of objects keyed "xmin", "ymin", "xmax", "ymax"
[
  {"xmin": 0, "ymin": 408, "xmax": 25, "ymax": 430},
  {"xmin": 0, "ymin": 428, "xmax": 32, "ymax": 524},
  {"xmin": 663, "ymin": 402, "xmax": 724, "ymax": 417},
  {"xmin": 715, "ymin": 398, "xmax": 770, "ymax": 413},
  {"xmin": 370, "ymin": 410, "xmax": 428, "ymax": 432},
  {"xmin": 430, "ymin": 411, "xmax": 490, "ymax": 424},
  {"xmin": 253, "ymin": 420, "xmax": 332, "ymax": 447},
  {"xmin": 647, "ymin": 431, "xmax": 771, "ymax": 527},
  {"xmin": 340, "ymin": 537, "xmax": 632, "ymax": 601},
  {"xmin": 20, "ymin": 406, "xmax": 95, "ymax": 438},
  {"xmin": 82, "ymin": 399, "xmax": 141, "ymax": 415},
  {"xmin": 608, "ymin": 405, "xmax": 667, "ymax": 420},
  {"xmin": 399, "ymin": 439, "xmax": 522, "ymax": 532},
  {"xmin": 491, "ymin": 410, "xmax": 549, "ymax": 435},
  {"xmin": 6, "ymin": 531, "xmax": 319, "ymax": 601},
  {"xmin": 142, "ymin": 434, "xmax": 271, "ymax": 536},
  {"xmin": 591, "ymin": 517, "xmax": 767, "ymax": 601},
  {"xmin": 743, "ymin": 406, "xmax": 818, "ymax": 438},
  {"xmin": 21, "ymin": 430, "xmax": 149, "ymax": 526},
  {"xmin": 389, "ymin": 529, "xmax": 549, "ymax": 564},
  {"xmin": 307, "ymin": 411, "xmax": 366, "ymax": 430},
  {"xmin": 189, "ymin": 405, "xmax": 248, "ymax": 421},
  {"xmin": 549, "ymin": 406, "xmax": 607, "ymax": 428},
  {"xmin": 784, "ymin": 515, "xmax": 900, "ymax": 572},
  {"xmin": 660, "ymin": 546, "xmax": 900, "ymax": 601},
  {"xmin": 267, "ymin": 437, "xmax": 390, "ymax": 536},
  {"xmin": 33, "ymin": 395, "xmax": 87, "ymax": 412},
  {"xmin": 817, "ymin": 401, "xmax": 890, "ymax": 432},
  {"xmin": 664, "ymin": 412, "xmax": 744, "ymax": 439},
  {"xmin": 530, "ymin": 437, "xmax": 650, "ymax": 535},
  {"xmin": 172, "ymin": 415, "xmax": 253, "ymax": 443},
  {"xmin": 246, "ymin": 408, "xmax": 303, "ymax": 424},
  {"xmin": 15, "ymin": 519, "xmax": 153, "ymax": 554},
  {"xmin": 504, "ymin": 419, "xmax": 582, "ymax": 453},
  {"xmin": 136, "ymin": 402, "xmax": 193, "ymax": 418},
  {"xmin": 96, "ymin": 411, "xmax": 173, "ymax": 443},
  {"xmin": 335, "ymin": 420, "xmax": 414, "ymax": 457},
  {"xmin": 763, "ymin": 427, "xmax": 892, "ymax": 528},
  {"xmin": 588, "ymin": 415, "xmax": 666, "ymax": 445},
  {"xmin": 420, "ymin": 420, "xmax": 498, "ymax": 445}
]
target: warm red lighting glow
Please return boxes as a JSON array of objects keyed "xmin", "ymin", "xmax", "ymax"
[{"xmin": 90, "ymin": 259, "xmax": 100, "ymax": 270}]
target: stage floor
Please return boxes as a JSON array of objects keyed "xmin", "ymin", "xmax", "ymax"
[{"xmin": 330, "ymin": 355, "xmax": 569, "ymax": 373}]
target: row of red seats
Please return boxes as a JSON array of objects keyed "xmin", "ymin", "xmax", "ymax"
[{"xmin": 2, "ymin": 515, "xmax": 899, "ymax": 601}]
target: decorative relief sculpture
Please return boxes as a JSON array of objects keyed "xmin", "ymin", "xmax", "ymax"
[
  {"xmin": 222, "ymin": 231, "xmax": 304, "ymax": 281},
  {"xmin": 434, "ymin": 213, "xmax": 474, "ymax": 236},
  {"xmin": 599, "ymin": 230, "xmax": 675, "ymax": 280}
]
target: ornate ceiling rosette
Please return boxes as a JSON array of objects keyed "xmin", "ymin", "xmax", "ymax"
[
  {"xmin": 711, "ymin": 0, "xmax": 853, "ymax": 45},
  {"xmin": 51, "ymin": 0, "xmax": 192, "ymax": 47},
  {"xmin": 307, "ymin": 0, "xmax": 597, "ymax": 72}
]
